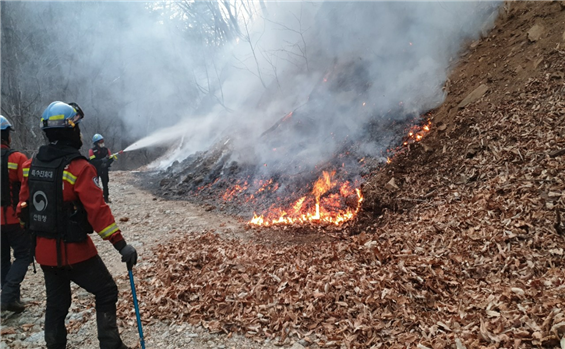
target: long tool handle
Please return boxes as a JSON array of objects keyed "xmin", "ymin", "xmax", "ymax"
[{"xmin": 128, "ymin": 269, "xmax": 146, "ymax": 349}]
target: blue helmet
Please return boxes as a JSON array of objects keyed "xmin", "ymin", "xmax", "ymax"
[
  {"xmin": 92, "ymin": 134, "xmax": 104, "ymax": 144},
  {"xmin": 0, "ymin": 115, "xmax": 14, "ymax": 131},
  {"xmin": 40, "ymin": 101, "xmax": 84, "ymax": 130}
]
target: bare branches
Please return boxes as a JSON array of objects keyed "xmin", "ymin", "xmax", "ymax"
[
  {"xmin": 240, "ymin": 15, "xmax": 268, "ymax": 89},
  {"xmin": 262, "ymin": 5, "xmax": 310, "ymax": 72}
]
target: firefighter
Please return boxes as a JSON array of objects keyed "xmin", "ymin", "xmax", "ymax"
[
  {"xmin": 89, "ymin": 134, "xmax": 117, "ymax": 203},
  {"xmin": 0, "ymin": 115, "xmax": 32, "ymax": 313},
  {"xmin": 18, "ymin": 102, "xmax": 137, "ymax": 349}
]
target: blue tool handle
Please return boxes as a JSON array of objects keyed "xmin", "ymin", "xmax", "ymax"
[{"xmin": 128, "ymin": 269, "xmax": 146, "ymax": 349}]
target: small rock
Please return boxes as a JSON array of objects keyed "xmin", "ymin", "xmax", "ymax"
[
  {"xmin": 533, "ymin": 57, "xmax": 544, "ymax": 70},
  {"xmin": 290, "ymin": 342, "xmax": 306, "ymax": 349},
  {"xmin": 77, "ymin": 325, "xmax": 89, "ymax": 336},
  {"xmin": 420, "ymin": 143, "xmax": 433, "ymax": 152},
  {"xmin": 67, "ymin": 312, "xmax": 84, "ymax": 323},
  {"xmin": 23, "ymin": 331, "xmax": 44, "ymax": 344},
  {"xmin": 458, "ymin": 84, "xmax": 489, "ymax": 109},
  {"xmin": 7, "ymin": 340, "xmax": 22, "ymax": 349},
  {"xmin": 385, "ymin": 178, "xmax": 399, "ymax": 192},
  {"xmin": 527, "ymin": 24, "xmax": 544, "ymax": 42},
  {"xmin": 515, "ymin": 65, "xmax": 523, "ymax": 73}
]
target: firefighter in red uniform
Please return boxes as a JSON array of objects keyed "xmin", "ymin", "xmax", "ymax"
[
  {"xmin": 89, "ymin": 134, "xmax": 117, "ymax": 203},
  {"xmin": 0, "ymin": 115, "xmax": 32, "ymax": 313},
  {"xmin": 18, "ymin": 102, "xmax": 137, "ymax": 349}
]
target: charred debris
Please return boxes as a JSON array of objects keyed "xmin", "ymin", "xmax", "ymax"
[{"xmin": 154, "ymin": 60, "xmax": 429, "ymax": 219}]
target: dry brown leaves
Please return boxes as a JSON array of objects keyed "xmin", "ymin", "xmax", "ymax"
[{"xmin": 118, "ymin": 8, "xmax": 565, "ymax": 349}]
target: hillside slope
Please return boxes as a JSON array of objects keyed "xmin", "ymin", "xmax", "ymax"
[{"xmin": 116, "ymin": 2, "xmax": 565, "ymax": 349}]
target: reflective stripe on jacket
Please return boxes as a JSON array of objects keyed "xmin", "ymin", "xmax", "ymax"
[{"xmin": 88, "ymin": 147, "xmax": 111, "ymax": 160}]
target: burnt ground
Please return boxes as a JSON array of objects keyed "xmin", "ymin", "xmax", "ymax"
[{"xmin": 2, "ymin": 2, "xmax": 565, "ymax": 349}]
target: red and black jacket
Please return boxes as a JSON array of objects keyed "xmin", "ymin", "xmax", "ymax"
[
  {"xmin": 18, "ymin": 144, "xmax": 125, "ymax": 267},
  {"xmin": 1, "ymin": 144, "xmax": 27, "ymax": 226}
]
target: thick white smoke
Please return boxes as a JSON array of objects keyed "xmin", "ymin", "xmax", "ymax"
[
  {"xmin": 141, "ymin": 1, "xmax": 500, "ymax": 174},
  {"xmin": 3, "ymin": 1, "xmax": 499, "ymax": 172}
]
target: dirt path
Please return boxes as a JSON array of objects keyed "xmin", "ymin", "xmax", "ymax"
[{"xmin": 1, "ymin": 171, "xmax": 291, "ymax": 349}]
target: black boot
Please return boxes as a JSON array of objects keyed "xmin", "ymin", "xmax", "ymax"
[
  {"xmin": 1, "ymin": 300, "xmax": 25, "ymax": 313},
  {"xmin": 96, "ymin": 310, "xmax": 126, "ymax": 349}
]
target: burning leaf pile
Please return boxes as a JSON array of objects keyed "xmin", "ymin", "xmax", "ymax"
[
  {"xmin": 156, "ymin": 57, "xmax": 427, "ymax": 225},
  {"xmin": 249, "ymin": 171, "xmax": 363, "ymax": 226}
]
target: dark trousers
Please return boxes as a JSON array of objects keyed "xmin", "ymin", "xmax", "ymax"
[
  {"xmin": 1, "ymin": 223, "xmax": 32, "ymax": 304},
  {"xmin": 99, "ymin": 170, "xmax": 110, "ymax": 201},
  {"xmin": 41, "ymin": 255, "xmax": 125, "ymax": 349}
]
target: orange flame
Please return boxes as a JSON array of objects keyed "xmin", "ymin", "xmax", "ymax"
[
  {"xmin": 222, "ymin": 181, "xmax": 248, "ymax": 201},
  {"xmin": 244, "ymin": 117, "xmax": 431, "ymax": 226},
  {"xmin": 401, "ymin": 119, "xmax": 432, "ymax": 146},
  {"xmin": 387, "ymin": 118, "xmax": 432, "ymax": 166},
  {"xmin": 249, "ymin": 171, "xmax": 363, "ymax": 227}
]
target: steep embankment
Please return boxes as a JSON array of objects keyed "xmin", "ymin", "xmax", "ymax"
[{"xmin": 116, "ymin": 2, "xmax": 565, "ymax": 349}]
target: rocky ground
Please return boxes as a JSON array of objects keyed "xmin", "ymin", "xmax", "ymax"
[{"xmin": 0, "ymin": 171, "xmax": 285, "ymax": 349}]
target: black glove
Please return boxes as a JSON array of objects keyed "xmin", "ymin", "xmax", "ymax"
[{"xmin": 119, "ymin": 244, "xmax": 138, "ymax": 270}]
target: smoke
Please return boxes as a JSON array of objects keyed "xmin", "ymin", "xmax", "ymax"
[
  {"xmin": 2, "ymin": 2, "xmax": 201, "ymax": 152},
  {"xmin": 3, "ymin": 1, "xmax": 500, "ymax": 173},
  {"xmin": 141, "ymin": 1, "xmax": 500, "ymax": 176}
]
